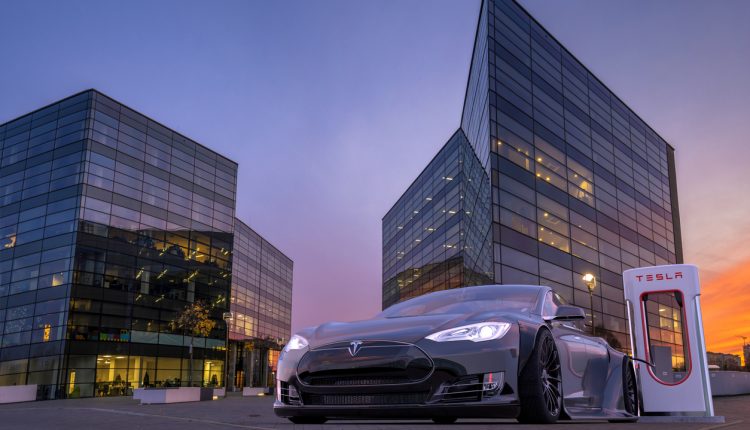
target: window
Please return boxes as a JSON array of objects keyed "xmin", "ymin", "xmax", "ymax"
[
  {"xmin": 542, "ymin": 290, "xmax": 568, "ymax": 318},
  {"xmin": 570, "ymin": 210, "xmax": 596, "ymax": 232},
  {"xmin": 538, "ymin": 208, "xmax": 568, "ymax": 237},
  {"xmin": 568, "ymin": 181, "xmax": 594, "ymax": 206},
  {"xmin": 498, "ymin": 141, "xmax": 533, "ymax": 172},
  {"xmin": 500, "ymin": 174, "xmax": 534, "ymax": 202},
  {"xmin": 535, "ymin": 155, "xmax": 566, "ymax": 190},
  {"xmin": 499, "ymin": 190, "xmax": 535, "ymax": 220},
  {"xmin": 538, "ymin": 226, "xmax": 569, "ymax": 252},
  {"xmin": 501, "ymin": 246, "xmax": 538, "ymax": 275},
  {"xmin": 539, "ymin": 261, "xmax": 572, "ymax": 285},
  {"xmin": 500, "ymin": 208, "xmax": 536, "ymax": 237}
]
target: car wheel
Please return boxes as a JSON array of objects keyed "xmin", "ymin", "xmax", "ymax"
[
  {"xmin": 288, "ymin": 416, "xmax": 328, "ymax": 424},
  {"xmin": 431, "ymin": 417, "xmax": 457, "ymax": 424},
  {"xmin": 609, "ymin": 357, "xmax": 639, "ymax": 423},
  {"xmin": 517, "ymin": 329, "xmax": 562, "ymax": 424}
]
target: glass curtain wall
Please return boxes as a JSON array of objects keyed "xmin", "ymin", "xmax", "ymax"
[
  {"xmin": 382, "ymin": 130, "xmax": 493, "ymax": 309},
  {"xmin": 0, "ymin": 91, "xmax": 90, "ymax": 398},
  {"xmin": 228, "ymin": 219, "xmax": 292, "ymax": 390},
  {"xmin": 383, "ymin": 0, "xmax": 683, "ymax": 356},
  {"xmin": 0, "ymin": 89, "xmax": 238, "ymax": 398},
  {"xmin": 65, "ymin": 91, "xmax": 237, "ymax": 397},
  {"xmin": 487, "ymin": 0, "xmax": 679, "ymax": 351}
]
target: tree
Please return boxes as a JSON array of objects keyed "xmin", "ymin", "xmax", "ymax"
[
  {"xmin": 170, "ymin": 300, "xmax": 216, "ymax": 387},
  {"xmin": 245, "ymin": 336, "xmax": 284, "ymax": 351}
]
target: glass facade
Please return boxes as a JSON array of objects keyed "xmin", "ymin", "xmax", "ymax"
[
  {"xmin": 383, "ymin": 0, "xmax": 683, "ymax": 354},
  {"xmin": 0, "ymin": 89, "xmax": 292, "ymax": 398},
  {"xmin": 227, "ymin": 219, "xmax": 292, "ymax": 390},
  {"xmin": 0, "ymin": 93, "xmax": 88, "ymax": 396},
  {"xmin": 383, "ymin": 130, "xmax": 493, "ymax": 307}
]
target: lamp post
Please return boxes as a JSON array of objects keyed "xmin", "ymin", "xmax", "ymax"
[
  {"xmin": 582, "ymin": 273, "xmax": 597, "ymax": 336},
  {"xmin": 222, "ymin": 311, "xmax": 233, "ymax": 397},
  {"xmin": 738, "ymin": 335, "xmax": 748, "ymax": 369}
]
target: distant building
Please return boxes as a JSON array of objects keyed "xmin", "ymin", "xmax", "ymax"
[
  {"xmin": 744, "ymin": 344, "xmax": 750, "ymax": 369},
  {"xmin": 707, "ymin": 352, "xmax": 742, "ymax": 371},
  {"xmin": 0, "ymin": 90, "xmax": 292, "ymax": 398}
]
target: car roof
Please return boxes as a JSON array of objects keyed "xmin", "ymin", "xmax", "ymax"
[
  {"xmin": 427, "ymin": 284, "xmax": 550, "ymax": 312},
  {"xmin": 462, "ymin": 284, "xmax": 550, "ymax": 313}
]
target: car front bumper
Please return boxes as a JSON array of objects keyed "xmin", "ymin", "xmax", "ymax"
[
  {"xmin": 273, "ymin": 399, "xmax": 520, "ymax": 419},
  {"xmin": 273, "ymin": 326, "xmax": 521, "ymax": 419}
]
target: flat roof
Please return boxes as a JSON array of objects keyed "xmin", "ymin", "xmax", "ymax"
[{"xmin": 0, "ymin": 88, "xmax": 239, "ymax": 168}]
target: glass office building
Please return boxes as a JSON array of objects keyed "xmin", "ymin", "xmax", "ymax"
[
  {"xmin": 383, "ymin": 130, "xmax": 494, "ymax": 307},
  {"xmin": 0, "ymin": 89, "xmax": 292, "ymax": 398},
  {"xmin": 227, "ymin": 219, "xmax": 292, "ymax": 390},
  {"xmin": 384, "ymin": 0, "xmax": 683, "ymax": 354}
]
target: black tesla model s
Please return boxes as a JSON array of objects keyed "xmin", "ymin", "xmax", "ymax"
[{"xmin": 274, "ymin": 285, "xmax": 638, "ymax": 424}]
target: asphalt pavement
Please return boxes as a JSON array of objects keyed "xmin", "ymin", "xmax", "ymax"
[{"xmin": 0, "ymin": 393, "xmax": 746, "ymax": 430}]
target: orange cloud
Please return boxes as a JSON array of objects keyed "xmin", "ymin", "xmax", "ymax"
[{"xmin": 701, "ymin": 258, "xmax": 750, "ymax": 365}]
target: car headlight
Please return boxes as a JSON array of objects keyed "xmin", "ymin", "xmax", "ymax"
[
  {"xmin": 425, "ymin": 322, "xmax": 511, "ymax": 342},
  {"xmin": 283, "ymin": 334, "xmax": 309, "ymax": 352}
]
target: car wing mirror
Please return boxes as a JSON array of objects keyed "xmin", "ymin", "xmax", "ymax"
[{"xmin": 552, "ymin": 305, "xmax": 586, "ymax": 321}]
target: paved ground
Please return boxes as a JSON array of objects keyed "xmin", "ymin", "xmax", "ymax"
[{"xmin": 0, "ymin": 394, "xmax": 747, "ymax": 430}]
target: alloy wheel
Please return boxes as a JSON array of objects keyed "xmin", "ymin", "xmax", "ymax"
[
  {"xmin": 539, "ymin": 335, "xmax": 562, "ymax": 416},
  {"xmin": 624, "ymin": 361, "xmax": 637, "ymax": 414}
]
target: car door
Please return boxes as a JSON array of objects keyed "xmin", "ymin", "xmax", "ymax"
[
  {"xmin": 542, "ymin": 291, "xmax": 598, "ymax": 409},
  {"xmin": 576, "ymin": 333, "xmax": 609, "ymax": 410}
]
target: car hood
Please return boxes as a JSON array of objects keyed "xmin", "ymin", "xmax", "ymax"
[{"xmin": 299, "ymin": 312, "xmax": 517, "ymax": 348}]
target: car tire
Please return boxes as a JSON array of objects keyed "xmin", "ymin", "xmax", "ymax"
[
  {"xmin": 288, "ymin": 416, "xmax": 328, "ymax": 424},
  {"xmin": 609, "ymin": 356, "xmax": 639, "ymax": 423},
  {"xmin": 431, "ymin": 417, "xmax": 457, "ymax": 424},
  {"xmin": 517, "ymin": 329, "xmax": 562, "ymax": 424}
]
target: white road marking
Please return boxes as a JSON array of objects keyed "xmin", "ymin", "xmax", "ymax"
[{"xmin": 71, "ymin": 407, "xmax": 277, "ymax": 430}]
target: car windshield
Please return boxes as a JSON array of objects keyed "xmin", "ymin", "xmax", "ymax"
[{"xmin": 378, "ymin": 286, "xmax": 540, "ymax": 318}]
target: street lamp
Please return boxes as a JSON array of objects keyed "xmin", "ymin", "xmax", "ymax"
[
  {"xmin": 582, "ymin": 273, "xmax": 597, "ymax": 336},
  {"xmin": 737, "ymin": 335, "xmax": 747, "ymax": 347},
  {"xmin": 222, "ymin": 311, "xmax": 234, "ymax": 397},
  {"xmin": 738, "ymin": 335, "xmax": 748, "ymax": 369}
]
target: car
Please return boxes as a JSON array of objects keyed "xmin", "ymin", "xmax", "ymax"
[{"xmin": 273, "ymin": 284, "xmax": 639, "ymax": 424}]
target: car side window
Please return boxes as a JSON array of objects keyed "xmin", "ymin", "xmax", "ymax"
[
  {"xmin": 542, "ymin": 292, "xmax": 557, "ymax": 318},
  {"xmin": 552, "ymin": 292, "xmax": 568, "ymax": 307}
]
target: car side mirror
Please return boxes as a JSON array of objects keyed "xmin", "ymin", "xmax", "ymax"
[{"xmin": 552, "ymin": 305, "xmax": 586, "ymax": 321}]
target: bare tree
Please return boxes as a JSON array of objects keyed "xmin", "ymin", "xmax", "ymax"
[{"xmin": 170, "ymin": 301, "xmax": 216, "ymax": 387}]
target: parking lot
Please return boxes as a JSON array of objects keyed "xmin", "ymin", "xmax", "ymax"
[{"xmin": 0, "ymin": 394, "xmax": 746, "ymax": 430}]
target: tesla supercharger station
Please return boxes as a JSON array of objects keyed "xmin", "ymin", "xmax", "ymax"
[{"xmin": 622, "ymin": 264, "xmax": 717, "ymax": 419}]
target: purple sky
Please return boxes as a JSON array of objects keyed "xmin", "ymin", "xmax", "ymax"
[{"xmin": 1, "ymin": 1, "xmax": 749, "ymax": 342}]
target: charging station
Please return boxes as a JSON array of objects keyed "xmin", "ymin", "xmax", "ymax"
[{"xmin": 623, "ymin": 264, "xmax": 723, "ymax": 422}]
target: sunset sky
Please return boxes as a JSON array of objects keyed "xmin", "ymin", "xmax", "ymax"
[{"xmin": 1, "ymin": 1, "xmax": 748, "ymax": 359}]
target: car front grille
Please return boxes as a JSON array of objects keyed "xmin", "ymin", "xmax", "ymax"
[
  {"xmin": 297, "ymin": 341, "xmax": 433, "ymax": 387},
  {"xmin": 303, "ymin": 392, "xmax": 429, "ymax": 405},
  {"xmin": 305, "ymin": 376, "xmax": 411, "ymax": 386},
  {"xmin": 279, "ymin": 381, "xmax": 301, "ymax": 405},
  {"xmin": 433, "ymin": 376, "xmax": 483, "ymax": 403}
]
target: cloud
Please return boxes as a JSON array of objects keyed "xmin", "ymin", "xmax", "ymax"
[{"xmin": 702, "ymin": 258, "xmax": 750, "ymax": 364}]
